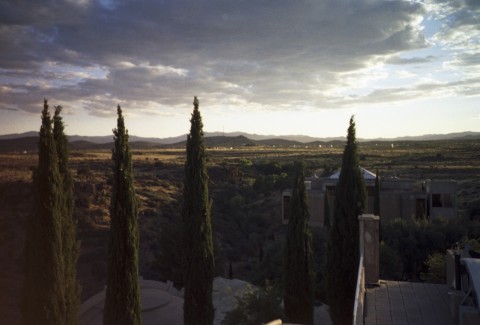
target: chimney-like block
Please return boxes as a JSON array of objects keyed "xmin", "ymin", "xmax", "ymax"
[{"xmin": 359, "ymin": 214, "xmax": 380, "ymax": 285}]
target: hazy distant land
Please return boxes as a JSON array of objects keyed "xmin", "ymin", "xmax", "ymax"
[{"xmin": 0, "ymin": 131, "xmax": 479, "ymax": 153}]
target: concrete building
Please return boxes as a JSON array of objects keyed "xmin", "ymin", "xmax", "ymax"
[{"xmin": 282, "ymin": 168, "xmax": 457, "ymax": 226}]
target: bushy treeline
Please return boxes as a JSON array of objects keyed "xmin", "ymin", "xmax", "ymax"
[
  {"xmin": 381, "ymin": 216, "xmax": 480, "ymax": 281},
  {"xmin": 153, "ymin": 158, "xmax": 296, "ymax": 289}
]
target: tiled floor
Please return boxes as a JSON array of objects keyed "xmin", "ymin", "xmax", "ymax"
[{"xmin": 364, "ymin": 281, "xmax": 455, "ymax": 325}]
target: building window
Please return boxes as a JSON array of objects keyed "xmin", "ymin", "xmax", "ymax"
[
  {"xmin": 432, "ymin": 193, "xmax": 454, "ymax": 208},
  {"xmin": 432, "ymin": 194, "xmax": 442, "ymax": 207}
]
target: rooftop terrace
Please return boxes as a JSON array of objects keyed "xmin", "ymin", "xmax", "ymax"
[{"xmin": 364, "ymin": 280, "xmax": 454, "ymax": 325}]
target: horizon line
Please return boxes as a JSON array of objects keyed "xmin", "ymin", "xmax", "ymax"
[{"xmin": 1, "ymin": 130, "xmax": 479, "ymax": 142}]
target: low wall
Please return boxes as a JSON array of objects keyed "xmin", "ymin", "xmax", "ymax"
[{"xmin": 353, "ymin": 255, "xmax": 365, "ymax": 325}]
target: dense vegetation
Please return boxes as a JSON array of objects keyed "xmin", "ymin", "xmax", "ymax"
[
  {"xmin": 182, "ymin": 97, "xmax": 215, "ymax": 325},
  {"xmin": 53, "ymin": 105, "xmax": 80, "ymax": 325},
  {"xmin": 1, "ymin": 126, "xmax": 480, "ymax": 323},
  {"xmin": 380, "ymin": 216, "xmax": 480, "ymax": 282},
  {"xmin": 104, "ymin": 106, "xmax": 142, "ymax": 324},
  {"xmin": 222, "ymin": 282, "xmax": 283, "ymax": 325},
  {"xmin": 283, "ymin": 161, "xmax": 314, "ymax": 324},
  {"xmin": 21, "ymin": 100, "xmax": 77, "ymax": 324},
  {"xmin": 327, "ymin": 117, "xmax": 367, "ymax": 325}
]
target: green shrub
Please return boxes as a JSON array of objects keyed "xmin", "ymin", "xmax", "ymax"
[
  {"xmin": 222, "ymin": 282, "xmax": 284, "ymax": 325},
  {"xmin": 420, "ymin": 253, "xmax": 446, "ymax": 283},
  {"xmin": 382, "ymin": 217, "xmax": 480, "ymax": 280},
  {"xmin": 379, "ymin": 242, "xmax": 402, "ymax": 280}
]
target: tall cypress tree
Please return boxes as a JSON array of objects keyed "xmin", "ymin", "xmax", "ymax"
[
  {"xmin": 104, "ymin": 105, "xmax": 142, "ymax": 325},
  {"xmin": 374, "ymin": 169, "xmax": 380, "ymax": 216},
  {"xmin": 53, "ymin": 106, "xmax": 81, "ymax": 324},
  {"xmin": 283, "ymin": 161, "xmax": 314, "ymax": 325},
  {"xmin": 374, "ymin": 169, "xmax": 382, "ymax": 240},
  {"xmin": 22, "ymin": 99, "xmax": 66, "ymax": 324},
  {"xmin": 183, "ymin": 97, "xmax": 215, "ymax": 325},
  {"xmin": 324, "ymin": 191, "xmax": 331, "ymax": 228},
  {"xmin": 326, "ymin": 116, "xmax": 367, "ymax": 325}
]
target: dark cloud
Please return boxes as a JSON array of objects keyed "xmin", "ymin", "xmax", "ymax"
[
  {"xmin": 387, "ymin": 55, "xmax": 436, "ymax": 65},
  {"xmin": 0, "ymin": 0, "xmax": 475, "ymax": 117},
  {"xmin": 342, "ymin": 77, "xmax": 480, "ymax": 106},
  {"xmin": 453, "ymin": 53, "xmax": 480, "ymax": 67}
]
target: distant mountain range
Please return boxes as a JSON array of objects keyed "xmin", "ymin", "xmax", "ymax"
[
  {"xmin": 0, "ymin": 131, "xmax": 479, "ymax": 152},
  {"xmin": 0, "ymin": 131, "xmax": 341, "ymax": 144}
]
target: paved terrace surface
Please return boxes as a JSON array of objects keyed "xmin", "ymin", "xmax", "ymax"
[{"xmin": 365, "ymin": 280, "xmax": 454, "ymax": 325}]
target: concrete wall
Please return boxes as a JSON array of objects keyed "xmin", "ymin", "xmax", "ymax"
[
  {"xmin": 308, "ymin": 190, "xmax": 323, "ymax": 226},
  {"xmin": 282, "ymin": 177, "xmax": 457, "ymax": 226},
  {"xmin": 359, "ymin": 214, "xmax": 380, "ymax": 285},
  {"xmin": 428, "ymin": 180, "xmax": 457, "ymax": 219}
]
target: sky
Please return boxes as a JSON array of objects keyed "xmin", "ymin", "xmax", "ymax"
[{"xmin": 0, "ymin": 0, "xmax": 479, "ymax": 139}]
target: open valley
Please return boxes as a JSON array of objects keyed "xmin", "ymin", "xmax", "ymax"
[{"xmin": 1, "ymin": 139, "xmax": 480, "ymax": 323}]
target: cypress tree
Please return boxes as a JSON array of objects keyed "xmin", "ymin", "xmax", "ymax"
[
  {"xmin": 283, "ymin": 161, "xmax": 314, "ymax": 325},
  {"xmin": 104, "ymin": 105, "xmax": 142, "ymax": 325},
  {"xmin": 326, "ymin": 116, "xmax": 367, "ymax": 325},
  {"xmin": 53, "ymin": 106, "xmax": 81, "ymax": 324},
  {"xmin": 374, "ymin": 169, "xmax": 380, "ymax": 216},
  {"xmin": 22, "ymin": 99, "xmax": 66, "ymax": 324},
  {"xmin": 324, "ymin": 191, "xmax": 331, "ymax": 228},
  {"xmin": 229, "ymin": 262, "xmax": 233, "ymax": 280},
  {"xmin": 183, "ymin": 97, "xmax": 215, "ymax": 325},
  {"xmin": 374, "ymin": 169, "xmax": 382, "ymax": 240}
]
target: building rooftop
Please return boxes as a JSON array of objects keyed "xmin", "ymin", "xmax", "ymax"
[
  {"xmin": 328, "ymin": 167, "xmax": 377, "ymax": 180},
  {"xmin": 79, "ymin": 279, "xmax": 184, "ymax": 325},
  {"xmin": 364, "ymin": 280, "xmax": 454, "ymax": 325}
]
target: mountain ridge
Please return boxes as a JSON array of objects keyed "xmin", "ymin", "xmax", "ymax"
[
  {"xmin": 1, "ymin": 130, "xmax": 479, "ymax": 144},
  {"xmin": 1, "ymin": 131, "xmax": 479, "ymax": 153}
]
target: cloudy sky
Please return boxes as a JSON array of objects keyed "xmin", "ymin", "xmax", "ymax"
[{"xmin": 0, "ymin": 0, "xmax": 479, "ymax": 139}]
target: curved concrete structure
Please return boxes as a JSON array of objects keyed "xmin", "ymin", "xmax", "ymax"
[{"xmin": 79, "ymin": 278, "xmax": 183, "ymax": 325}]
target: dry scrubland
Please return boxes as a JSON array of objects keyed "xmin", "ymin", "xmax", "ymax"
[{"xmin": 1, "ymin": 140, "xmax": 480, "ymax": 323}]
